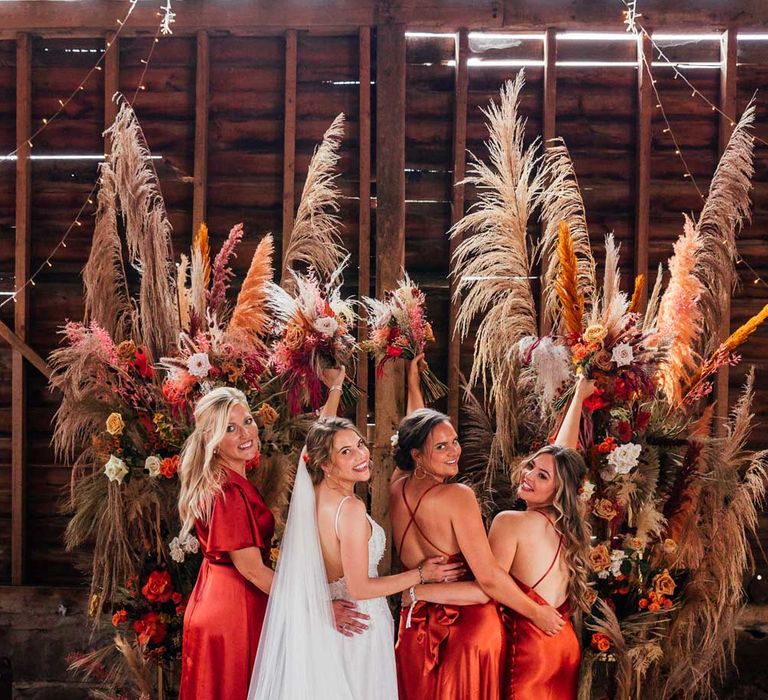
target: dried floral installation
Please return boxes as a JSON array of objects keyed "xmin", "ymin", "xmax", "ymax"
[{"xmin": 453, "ymin": 72, "xmax": 767, "ymax": 700}]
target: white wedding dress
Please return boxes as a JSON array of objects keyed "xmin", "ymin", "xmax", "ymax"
[
  {"xmin": 328, "ymin": 497, "xmax": 398, "ymax": 699},
  {"xmin": 248, "ymin": 449, "xmax": 398, "ymax": 700}
]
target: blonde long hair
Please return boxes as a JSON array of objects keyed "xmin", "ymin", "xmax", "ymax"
[
  {"xmin": 178, "ymin": 387, "xmax": 251, "ymax": 537},
  {"xmin": 522, "ymin": 445, "xmax": 593, "ymax": 614}
]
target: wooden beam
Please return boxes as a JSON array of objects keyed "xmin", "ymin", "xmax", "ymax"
[
  {"xmin": 715, "ymin": 27, "xmax": 738, "ymax": 438},
  {"xmin": 373, "ymin": 22, "xmax": 406, "ymax": 573},
  {"xmin": 103, "ymin": 30, "xmax": 119, "ymax": 151},
  {"xmin": 13, "ymin": 32, "xmax": 32, "ymax": 586},
  {"xmin": 281, "ymin": 29, "xmax": 298, "ymax": 277},
  {"xmin": 355, "ymin": 26, "xmax": 372, "ymax": 435},
  {"xmin": 634, "ymin": 31, "xmax": 653, "ymax": 310},
  {"xmin": 447, "ymin": 28, "xmax": 469, "ymax": 427},
  {"xmin": 192, "ymin": 30, "xmax": 210, "ymax": 238},
  {"xmin": 0, "ymin": 321, "xmax": 51, "ymax": 381},
  {"xmin": 538, "ymin": 27, "xmax": 557, "ymax": 336}
]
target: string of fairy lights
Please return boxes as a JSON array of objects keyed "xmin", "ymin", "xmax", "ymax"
[
  {"xmin": 0, "ymin": 1, "xmax": 175, "ymax": 309},
  {"xmin": 622, "ymin": 0, "xmax": 768, "ymax": 288}
]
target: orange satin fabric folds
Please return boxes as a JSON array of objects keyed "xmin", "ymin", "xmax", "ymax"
[
  {"xmin": 179, "ymin": 470, "xmax": 275, "ymax": 700},
  {"xmin": 395, "ymin": 554, "xmax": 506, "ymax": 700},
  {"xmin": 501, "ymin": 581, "xmax": 580, "ymax": 700}
]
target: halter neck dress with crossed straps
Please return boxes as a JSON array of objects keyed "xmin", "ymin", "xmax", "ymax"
[
  {"xmin": 501, "ymin": 509, "xmax": 580, "ymax": 700},
  {"xmin": 393, "ymin": 478, "xmax": 505, "ymax": 700}
]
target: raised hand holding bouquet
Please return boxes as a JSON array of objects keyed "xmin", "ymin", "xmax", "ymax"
[
  {"xmin": 361, "ymin": 275, "xmax": 448, "ymax": 404},
  {"xmin": 269, "ymin": 266, "xmax": 359, "ymax": 414}
]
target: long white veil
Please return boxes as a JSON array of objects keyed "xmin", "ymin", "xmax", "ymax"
[{"xmin": 248, "ymin": 447, "xmax": 353, "ymax": 699}]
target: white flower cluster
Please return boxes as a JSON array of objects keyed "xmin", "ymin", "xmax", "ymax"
[
  {"xmin": 609, "ymin": 549, "xmax": 628, "ymax": 577},
  {"xmin": 606, "ymin": 442, "xmax": 642, "ymax": 476},
  {"xmin": 579, "ymin": 479, "xmax": 596, "ymax": 501},
  {"xmin": 313, "ymin": 316, "xmax": 339, "ymax": 337},
  {"xmin": 145, "ymin": 455, "xmax": 162, "ymax": 478},
  {"xmin": 187, "ymin": 352, "xmax": 212, "ymax": 378},
  {"xmin": 390, "ymin": 432, "xmax": 399, "ymax": 449},
  {"xmin": 104, "ymin": 455, "xmax": 128, "ymax": 484},
  {"xmin": 611, "ymin": 342, "xmax": 634, "ymax": 368},
  {"xmin": 169, "ymin": 533, "xmax": 200, "ymax": 563}
]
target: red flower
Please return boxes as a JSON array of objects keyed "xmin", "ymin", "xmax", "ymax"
[
  {"xmin": 614, "ymin": 377, "xmax": 633, "ymax": 402},
  {"xmin": 245, "ymin": 453, "xmax": 261, "ymax": 472},
  {"xmin": 160, "ymin": 455, "xmax": 179, "ymax": 479},
  {"xmin": 133, "ymin": 611, "xmax": 168, "ymax": 646},
  {"xmin": 387, "ymin": 326, "xmax": 401, "ymax": 342},
  {"xmin": 385, "ymin": 345, "xmax": 404, "ymax": 359},
  {"xmin": 638, "ymin": 598, "xmax": 649, "ymax": 610},
  {"xmin": 597, "ymin": 437, "xmax": 618, "ymax": 454},
  {"xmin": 171, "ymin": 592, "xmax": 183, "ymax": 605},
  {"xmin": 131, "ymin": 346, "xmax": 154, "ymax": 380},
  {"xmin": 112, "ymin": 609, "xmax": 128, "ymax": 626},
  {"xmin": 616, "ymin": 420, "xmax": 633, "ymax": 443},
  {"xmin": 584, "ymin": 388, "xmax": 610, "ymax": 413},
  {"xmin": 142, "ymin": 569, "xmax": 174, "ymax": 603},
  {"xmin": 176, "ymin": 602, "xmax": 186, "ymax": 616},
  {"xmin": 635, "ymin": 410, "xmax": 651, "ymax": 432}
]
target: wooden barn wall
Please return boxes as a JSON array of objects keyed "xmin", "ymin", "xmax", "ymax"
[{"xmin": 1, "ymin": 29, "xmax": 768, "ymax": 587}]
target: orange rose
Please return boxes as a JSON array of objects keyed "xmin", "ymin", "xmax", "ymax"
[
  {"xmin": 116, "ymin": 340, "xmax": 137, "ymax": 362},
  {"xmin": 638, "ymin": 598, "xmax": 649, "ymax": 610},
  {"xmin": 133, "ymin": 611, "xmax": 167, "ymax": 645},
  {"xmin": 653, "ymin": 569, "xmax": 676, "ymax": 597},
  {"xmin": 593, "ymin": 349, "xmax": 614, "ymax": 371},
  {"xmin": 648, "ymin": 601, "xmax": 661, "ymax": 612},
  {"xmin": 592, "ymin": 498, "xmax": 618, "ymax": 521},
  {"xmin": 160, "ymin": 455, "xmax": 179, "ymax": 479},
  {"xmin": 589, "ymin": 544, "xmax": 612, "ymax": 572},
  {"xmin": 142, "ymin": 569, "xmax": 174, "ymax": 603},
  {"xmin": 583, "ymin": 324, "xmax": 608, "ymax": 344},
  {"xmin": 105, "ymin": 412, "xmax": 125, "ymax": 436},
  {"xmin": 255, "ymin": 403, "xmax": 279, "ymax": 427},
  {"xmin": 584, "ymin": 587, "xmax": 598, "ymax": 608},
  {"xmin": 424, "ymin": 321, "xmax": 435, "ymax": 343},
  {"xmin": 112, "ymin": 609, "xmax": 128, "ymax": 626},
  {"xmin": 662, "ymin": 538, "xmax": 678, "ymax": 555},
  {"xmin": 591, "ymin": 633, "xmax": 611, "ymax": 652},
  {"xmin": 284, "ymin": 320, "xmax": 307, "ymax": 352}
]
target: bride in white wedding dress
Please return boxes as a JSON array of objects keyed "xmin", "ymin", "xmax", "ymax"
[{"xmin": 249, "ymin": 367, "xmax": 462, "ymax": 700}]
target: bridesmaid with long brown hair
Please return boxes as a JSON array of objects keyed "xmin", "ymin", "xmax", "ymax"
[{"xmin": 390, "ymin": 359, "xmax": 589, "ymax": 699}]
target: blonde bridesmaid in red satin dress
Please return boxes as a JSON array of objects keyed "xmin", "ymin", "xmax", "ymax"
[
  {"xmin": 177, "ymin": 389, "xmax": 276, "ymax": 700},
  {"xmin": 389, "ymin": 358, "xmax": 568, "ymax": 700},
  {"xmin": 489, "ymin": 377, "xmax": 595, "ymax": 700}
]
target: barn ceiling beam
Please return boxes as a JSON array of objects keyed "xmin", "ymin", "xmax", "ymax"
[{"xmin": 1, "ymin": 0, "xmax": 766, "ymax": 38}]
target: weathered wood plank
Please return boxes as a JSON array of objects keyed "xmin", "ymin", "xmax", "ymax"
[
  {"xmin": 192, "ymin": 30, "xmax": 210, "ymax": 238},
  {"xmin": 13, "ymin": 32, "xmax": 31, "ymax": 585},
  {"xmin": 634, "ymin": 31, "xmax": 653, "ymax": 310},
  {"xmin": 447, "ymin": 29, "xmax": 468, "ymax": 427},
  {"xmin": 356, "ymin": 26, "xmax": 372, "ymax": 434},
  {"xmin": 0, "ymin": 321, "xmax": 51, "ymax": 381},
  {"xmin": 281, "ymin": 29, "xmax": 298, "ymax": 275},
  {"xmin": 373, "ymin": 23, "xmax": 406, "ymax": 573},
  {"xmin": 104, "ymin": 30, "xmax": 118, "ymax": 149}
]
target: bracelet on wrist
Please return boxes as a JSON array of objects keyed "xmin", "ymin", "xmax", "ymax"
[
  {"xmin": 329, "ymin": 384, "xmax": 343, "ymax": 393},
  {"xmin": 418, "ymin": 563, "xmax": 425, "ymax": 585}
]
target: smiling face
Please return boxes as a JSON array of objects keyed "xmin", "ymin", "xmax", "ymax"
[
  {"xmin": 215, "ymin": 403, "xmax": 259, "ymax": 465},
  {"xmin": 414, "ymin": 420, "xmax": 461, "ymax": 479},
  {"xmin": 323, "ymin": 428, "xmax": 371, "ymax": 484},
  {"xmin": 518, "ymin": 452, "xmax": 558, "ymax": 507}
]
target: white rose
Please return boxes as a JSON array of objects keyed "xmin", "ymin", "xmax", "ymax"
[
  {"xmin": 169, "ymin": 537, "xmax": 185, "ymax": 563},
  {"xmin": 313, "ymin": 316, "xmax": 339, "ymax": 337},
  {"xmin": 187, "ymin": 352, "xmax": 212, "ymax": 378},
  {"xmin": 182, "ymin": 534, "xmax": 200, "ymax": 554},
  {"xmin": 611, "ymin": 342, "xmax": 634, "ymax": 368},
  {"xmin": 145, "ymin": 455, "xmax": 162, "ymax": 478},
  {"xmin": 607, "ymin": 442, "xmax": 642, "ymax": 475},
  {"xmin": 390, "ymin": 432, "xmax": 399, "ymax": 448},
  {"xmin": 104, "ymin": 455, "xmax": 128, "ymax": 484},
  {"xmin": 609, "ymin": 549, "xmax": 628, "ymax": 577}
]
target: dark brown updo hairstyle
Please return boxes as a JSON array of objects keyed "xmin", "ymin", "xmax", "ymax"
[
  {"xmin": 393, "ymin": 408, "xmax": 452, "ymax": 472},
  {"xmin": 305, "ymin": 417, "xmax": 365, "ymax": 484}
]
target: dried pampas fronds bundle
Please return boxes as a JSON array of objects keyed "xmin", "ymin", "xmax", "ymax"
[
  {"xmin": 281, "ymin": 113, "xmax": 346, "ymax": 289},
  {"xmin": 105, "ymin": 96, "xmax": 179, "ymax": 359},
  {"xmin": 450, "ymin": 71, "xmax": 543, "ymax": 458},
  {"xmin": 554, "ymin": 221, "xmax": 585, "ymax": 336},
  {"xmin": 538, "ymin": 140, "xmax": 597, "ymax": 329}
]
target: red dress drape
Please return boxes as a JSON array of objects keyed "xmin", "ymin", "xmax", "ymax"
[
  {"xmin": 179, "ymin": 469, "xmax": 275, "ymax": 700},
  {"xmin": 394, "ymin": 481, "xmax": 506, "ymax": 700}
]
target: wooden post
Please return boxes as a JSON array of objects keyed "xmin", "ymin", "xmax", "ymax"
[
  {"xmin": 356, "ymin": 26, "xmax": 372, "ymax": 434},
  {"xmin": 538, "ymin": 27, "xmax": 557, "ymax": 335},
  {"xmin": 634, "ymin": 31, "xmax": 653, "ymax": 310},
  {"xmin": 192, "ymin": 30, "xmax": 210, "ymax": 238},
  {"xmin": 281, "ymin": 29, "xmax": 298, "ymax": 276},
  {"xmin": 104, "ymin": 30, "xmax": 119, "ymax": 151},
  {"xmin": 12, "ymin": 32, "xmax": 32, "ymax": 585},
  {"xmin": 0, "ymin": 321, "xmax": 51, "ymax": 380},
  {"xmin": 373, "ymin": 22, "xmax": 406, "ymax": 572},
  {"xmin": 714, "ymin": 27, "xmax": 738, "ymax": 437},
  {"xmin": 447, "ymin": 28, "xmax": 469, "ymax": 427}
]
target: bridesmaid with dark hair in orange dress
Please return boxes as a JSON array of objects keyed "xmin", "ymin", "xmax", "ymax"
[{"xmin": 389, "ymin": 358, "xmax": 568, "ymax": 700}]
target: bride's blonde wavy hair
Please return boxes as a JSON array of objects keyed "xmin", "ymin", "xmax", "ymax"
[
  {"xmin": 520, "ymin": 445, "xmax": 593, "ymax": 614},
  {"xmin": 178, "ymin": 387, "xmax": 253, "ymax": 537}
]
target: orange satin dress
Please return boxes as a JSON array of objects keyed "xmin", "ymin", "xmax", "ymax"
[
  {"xmin": 179, "ymin": 468, "xmax": 275, "ymax": 700},
  {"xmin": 502, "ymin": 512, "xmax": 580, "ymax": 700},
  {"xmin": 395, "ymin": 482, "xmax": 506, "ymax": 700}
]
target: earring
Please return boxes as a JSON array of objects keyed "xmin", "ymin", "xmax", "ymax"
[
  {"xmin": 213, "ymin": 448, "xmax": 218, "ymax": 456},
  {"xmin": 414, "ymin": 463, "xmax": 427, "ymax": 480}
]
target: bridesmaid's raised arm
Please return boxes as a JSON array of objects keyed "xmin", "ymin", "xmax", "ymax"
[
  {"xmin": 319, "ymin": 366, "xmax": 346, "ymax": 418},
  {"xmin": 406, "ymin": 353, "xmax": 426, "ymax": 414},
  {"xmin": 553, "ymin": 375, "xmax": 596, "ymax": 449}
]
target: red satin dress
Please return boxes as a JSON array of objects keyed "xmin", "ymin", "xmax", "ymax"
[
  {"xmin": 395, "ymin": 481, "xmax": 505, "ymax": 700},
  {"xmin": 502, "ymin": 511, "xmax": 580, "ymax": 700},
  {"xmin": 179, "ymin": 468, "xmax": 275, "ymax": 700}
]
